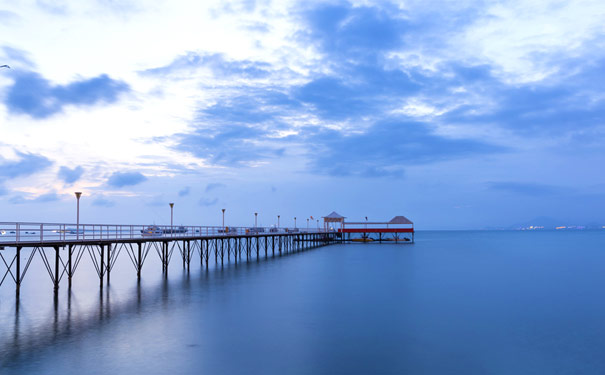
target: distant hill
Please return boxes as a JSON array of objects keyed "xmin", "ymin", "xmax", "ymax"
[{"xmin": 507, "ymin": 216, "xmax": 603, "ymax": 230}]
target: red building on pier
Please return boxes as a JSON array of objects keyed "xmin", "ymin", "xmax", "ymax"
[{"xmin": 323, "ymin": 212, "xmax": 414, "ymax": 243}]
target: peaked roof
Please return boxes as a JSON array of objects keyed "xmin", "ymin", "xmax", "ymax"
[
  {"xmin": 323, "ymin": 211, "xmax": 345, "ymax": 219},
  {"xmin": 388, "ymin": 216, "xmax": 413, "ymax": 224}
]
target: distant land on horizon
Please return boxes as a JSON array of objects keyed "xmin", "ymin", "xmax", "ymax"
[{"xmin": 482, "ymin": 216, "xmax": 605, "ymax": 231}]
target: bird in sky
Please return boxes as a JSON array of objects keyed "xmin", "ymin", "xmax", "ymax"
[{"xmin": 0, "ymin": 65, "xmax": 10, "ymax": 69}]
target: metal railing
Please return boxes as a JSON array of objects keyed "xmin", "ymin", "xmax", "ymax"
[{"xmin": 0, "ymin": 222, "xmax": 330, "ymax": 244}]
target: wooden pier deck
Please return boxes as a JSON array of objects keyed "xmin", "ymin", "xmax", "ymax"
[
  {"xmin": 0, "ymin": 222, "xmax": 337, "ymax": 295},
  {"xmin": 1, "ymin": 214, "xmax": 415, "ymax": 296}
]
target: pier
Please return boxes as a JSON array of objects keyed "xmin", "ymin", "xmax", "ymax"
[
  {"xmin": 0, "ymin": 213, "xmax": 414, "ymax": 296},
  {"xmin": 0, "ymin": 222, "xmax": 337, "ymax": 295}
]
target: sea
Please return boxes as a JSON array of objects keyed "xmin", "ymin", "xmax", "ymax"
[{"xmin": 1, "ymin": 230, "xmax": 605, "ymax": 374}]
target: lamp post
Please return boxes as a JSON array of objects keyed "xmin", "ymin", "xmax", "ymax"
[
  {"xmin": 277, "ymin": 215, "xmax": 280, "ymax": 228},
  {"xmin": 317, "ymin": 219, "xmax": 319, "ymax": 230},
  {"xmin": 222, "ymin": 208, "xmax": 226, "ymax": 229},
  {"xmin": 75, "ymin": 192, "xmax": 82, "ymax": 240},
  {"xmin": 307, "ymin": 218, "xmax": 309, "ymax": 230},
  {"xmin": 255, "ymin": 212, "xmax": 258, "ymax": 228},
  {"xmin": 169, "ymin": 203, "xmax": 174, "ymax": 237},
  {"xmin": 294, "ymin": 217, "xmax": 297, "ymax": 229}
]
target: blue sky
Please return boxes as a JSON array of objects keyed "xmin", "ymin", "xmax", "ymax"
[{"xmin": 1, "ymin": 0, "xmax": 604, "ymax": 229}]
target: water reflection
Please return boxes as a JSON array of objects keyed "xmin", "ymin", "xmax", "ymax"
[{"xmin": 0, "ymin": 241, "xmax": 321, "ymax": 371}]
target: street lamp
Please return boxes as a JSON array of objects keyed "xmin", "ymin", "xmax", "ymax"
[
  {"xmin": 255, "ymin": 212, "xmax": 258, "ymax": 228},
  {"xmin": 169, "ymin": 203, "xmax": 174, "ymax": 228},
  {"xmin": 75, "ymin": 192, "xmax": 82, "ymax": 240},
  {"xmin": 222, "ymin": 208, "xmax": 226, "ymax": 229},
  {"xmin": 317, "ymin": 219, "xmax": 319, "ymax": 230},
  {"xmin": 307, "ymin": 218, "xmax": 309, "ymax": 230},
  {"xmin": 294, "ymin": 217, "xmax": 297, "ymax": 228},
  {"xmin": 277, "ymin": 215, "xmax": 280, "ymax": 228}
]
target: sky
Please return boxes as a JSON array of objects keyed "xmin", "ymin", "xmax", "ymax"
[{"xmin": 1, "ymin": 0, "xmax": 604, "ymax": 229}]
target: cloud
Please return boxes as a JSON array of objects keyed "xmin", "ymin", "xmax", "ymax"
[
  {"xmin": 0, "ymin": 151, "xmax": 52, "ymax": 179},
  {"xmin": 294, "ymin": 71, "xmax": 419, "ymax": 120},
  {"xmin": 161, "ymin": 0, "xmax": 604, "ymax": 186},
  {"xmin": 205, "ymin": 183, "xmax": 226, "ymax": 192},
  {"xmin": 175, "ymin": 122, "xmax": 284, "ymax": 166},
  {"xmin": 199, "ymin": 197, "xmax": 218, "ymax": 206},
  {"xmin": 242, "ymin": 21, "xmax": 270, "ymax": 33},
  {"xmin": 4, "ymin": 71, "xmax": 130, "ymax": 119},
  {"xmin": 9, "ymin": 192, "xmax": 60, "ymax": 204},
  {"xmin": 301, "ymin": 2, "xmax": 407, "ymax": 59},
  {"xmin": 107, "ymin": 171, "xmax": 147, "ymax": 187},
  {"xmin": 92, "ymin": 196, "xmax": 115, "ymax": 207},
  {"xmin": 145, "ymin": 194, "xmax": 166, "ymax": 207},
  {"xmin": 58, "ymin": 165, "xmax": 84, "ymax": 184},
  {"xmin": 172, "ymin": 89, "xmax": 298, "ymax": 166},
  {"xmin": 1, "ymin": 46, "xmax": 35, "ymax": 67},
  {"xmin": 486, "ymin": 182, "xmax": 570, "ymax": 196},
  {"xmin": 178, "ymin": 186, "xmax": 190, "ymax": 197},
  {"xmin": 291, "ymin": 3, "xmax": 423, "ymax": 120},
  {"xmin": 305, "ymin": 120, "xmax": 505, "ymax": 178},
  {"xmin": 143, "ymin": 52, "xmax": 272, "ymax": 79},
  {"xmin": 36, "ymin": 0, "xmax": 69, "ymax": 15},
  {"xmin": 425, "ymin": 66, "xmax": 605, "ymax": 149},
  {"xmin": 0, "ymin": 10, "xmax": 19, "ymax": 24}
]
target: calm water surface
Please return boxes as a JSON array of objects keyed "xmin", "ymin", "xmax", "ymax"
[{"xmin": 2, "ymin": 231, "xmax": 605, "ymax": 374}]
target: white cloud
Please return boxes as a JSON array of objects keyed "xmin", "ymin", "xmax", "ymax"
[{"xmin": 457, "ymin": 0, "xmax": 605, "ymax": 83}]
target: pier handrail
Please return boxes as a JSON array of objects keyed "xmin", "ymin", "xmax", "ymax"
[{"xmin": 0, "ymin": 222, "xmax": 331, "ymax": 245}]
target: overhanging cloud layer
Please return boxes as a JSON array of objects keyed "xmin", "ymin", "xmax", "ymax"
[{"xmin": 0, "ymin": 0, "xmax": 604, "ymax": 227}]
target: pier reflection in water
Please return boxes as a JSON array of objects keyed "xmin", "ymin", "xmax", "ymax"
[
  {"xmin": 3, "ymin": 232, "xmax": 605, "ymax": 374},
  {"xmin": 0, "ymin": 241, "xmax": 317, "ymax": 374}
]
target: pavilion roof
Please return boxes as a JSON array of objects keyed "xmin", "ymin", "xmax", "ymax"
[
  {"xmin": 323, "ymin": 211, "xmax": 346, "ymax": 222},
  {"xmin": 323, "ymin": 211, "xmax": 345, "ymax": 219},
  {"xmin": 388, "ymin": 216, "xmax": 413, "ymax": 224}
]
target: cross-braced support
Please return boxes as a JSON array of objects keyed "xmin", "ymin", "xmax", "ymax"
[
  {"xmin": 124, "ymin": 242, "xmax": 150, "ymax": 279},
  {"xmin": 86, "ymin": 245, "xmax": 108, "ymax": 288},
  {"xmin": 0, "ymin": 231, "xmax": 339, "ymax": 295},
  {"xmin": 1, "ymin": 246, "xmax": 37, "ymax": 295},
  {"xmin": 37, "ymin": 246, "xmax": 68, "ymax": 291}
]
